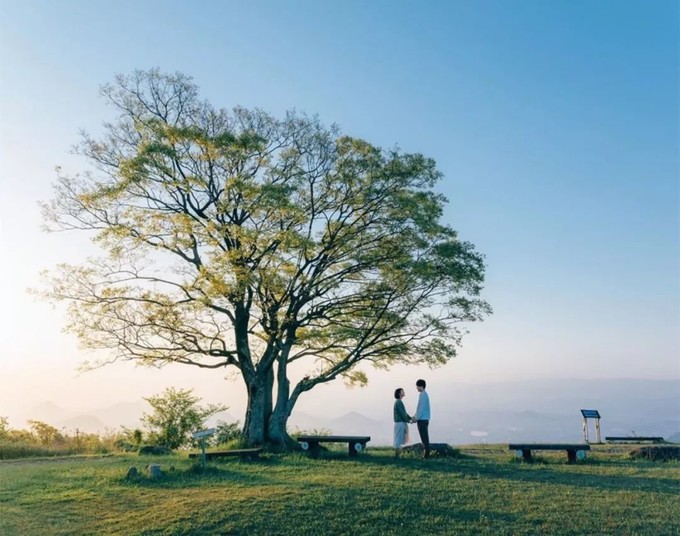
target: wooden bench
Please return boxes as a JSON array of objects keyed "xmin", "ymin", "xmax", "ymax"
[
  {"xmin": 509, "ymin": 443, "xmax": 591, "ymax": 463},
  {"xmin": 188, "ymin": 448, "xmax": 262, "ymax": 461},
  {"xmin": 605, "ymin": 436, "xmax": 664, "ymax": 444},
  {"xmin": 297, "ymin": 435, "xmax": 370, "ymax": 458}
]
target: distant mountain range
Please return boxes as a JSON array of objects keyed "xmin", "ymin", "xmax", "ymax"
[
  {"xmin": 290, "ymin": 379, "xmax": 680, "ymax": 446},
  {"xmin": 22, "ymin": 400, "xmax": 235, "ymax": 434},
  {"xmin": 24, "ymin": 400, "xmax": 147, "ymax": 432},
  {"xmin": 13, "ymin": 379, "xmax": 680, "ymax": 446}
]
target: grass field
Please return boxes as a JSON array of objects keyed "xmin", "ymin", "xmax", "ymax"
[{"xmin": 0, "ymin": 444, "xmax": 678, "ymax": 535}]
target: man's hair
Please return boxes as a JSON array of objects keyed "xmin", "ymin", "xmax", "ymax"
[
  {"xmin": 416, "ymin": 379, "xmax": 426, "ymax": 388},
  {"xmin": 394, "ymin": 388, "xmax": 403, "ymax": 399}
]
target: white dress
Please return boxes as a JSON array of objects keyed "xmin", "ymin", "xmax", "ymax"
[{"xmin": 394, "ymin": 421, "xmax": 409, "ymax": 448}]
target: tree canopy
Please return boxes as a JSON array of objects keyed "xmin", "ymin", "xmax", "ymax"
[{"xmin": 41, "ymin": 69, "xmax": 491, "ymax": 447}]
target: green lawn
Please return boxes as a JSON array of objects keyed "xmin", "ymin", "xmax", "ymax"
[{"xmin": 0, "ymin": 445, "xmax": 678, "ymax": 535}]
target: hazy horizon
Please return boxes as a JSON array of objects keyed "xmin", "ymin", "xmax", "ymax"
[
  {"xmin": 5, "ymin": 377, "xmax": 678, "ymax": 449},
  {"xmin": 4, "ymin": 375, "xmax": 678, "ymax": 431}
]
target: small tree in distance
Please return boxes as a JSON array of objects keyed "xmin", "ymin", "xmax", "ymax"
[
  {"xmin": 27, "ymin": 420, "xmax": 62, "ymax": 446},
  {"xmin": 212, "ymin": 420, "xmax": 242, "ymax": 446},
  {"xmin": 41, "ymin": 69, "xmax": 491, "ymax": 448},
  {"xmin": 142, "ymin": 387, "xmax": 226, "ymax": 449},
  {"xmin": 0, "ymin": 417, "xmax": 9, "ymax": 439}
]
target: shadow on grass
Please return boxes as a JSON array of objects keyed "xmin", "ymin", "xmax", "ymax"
[
  {"xmin": 182, "ymin": 504, "xmax": 518, "ymax": 536},
  {"xmin": 121, "ymin": 457, "xmax": 278, "ymax": 488},
  {"xmin": 315, "ymin": 450, "xmax": 680, "ymax": 495},
  {"xmin": 461, "ymin": 460, "xmax": 679, "ymax": 495},
  {"xmin": 162, "ymin": 471, "xmax": 519, "ymax": 536}
]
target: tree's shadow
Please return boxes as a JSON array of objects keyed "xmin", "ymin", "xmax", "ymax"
[
  {"xmin": 120, "ymin": 456, "xmax": 277, "ymax": 488},
  {"xmin": 321, "ymin": 450, "xmax": 680, "ymax": 495}
]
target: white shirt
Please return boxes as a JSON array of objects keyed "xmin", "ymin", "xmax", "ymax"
[{"xmin": 415, "ymin": 390, "xmax": 431, "ymax": 420}]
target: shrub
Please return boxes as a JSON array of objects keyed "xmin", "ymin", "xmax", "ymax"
[
  {"xmin": 630, "ymin": 446, "xmax": 680, "ymax": 461},
  {"xmin": 138, "ymin": 445, "xmax": 173, "ymax": 456},
  {"xmin": 210, "ymin": 421, "xmax": 242, "ymax": 447},
  {"xmin": 142, "ymin": 388, "xmax": 227, "ymax": 450}
]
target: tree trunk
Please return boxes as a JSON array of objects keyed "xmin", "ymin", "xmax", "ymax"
[
  {"xmin": 235, "ymin": 301, "xmax": 274, "ymax": 447},
  {"xmin": 268, "ymin": 348, "xmax": 296, "ymax": 449},
  {"xmin": 263, "ymin": 366, "xmax": 274, "ymax": 441},
  {"xmin": 242, "ymin": 367, "xmax": 275, "ymax": 446},
  {"xmin": 243, "ymin": 376, "xmax": 266, "ymax": 446}
]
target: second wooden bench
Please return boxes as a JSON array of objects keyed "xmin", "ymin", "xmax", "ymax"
[
  {"xmin": 509, "ymin": 443, "xmax": 591, "ymax": 462},
  {"xmin": 297, "ymin": 435, "xmax": 371, "ymax": 458},
  {"xmin": 605, "ymin": 436, "xmax": 664, "ymax": 443}
]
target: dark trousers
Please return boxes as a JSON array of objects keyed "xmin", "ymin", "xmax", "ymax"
[{"xmin": 417, "ymin": 420, "xmax": 430, "ymax": 457}]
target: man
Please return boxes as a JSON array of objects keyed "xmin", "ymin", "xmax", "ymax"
[{"xmin": 412, "ymin": 379, "xmax": 431, "ymax": 458}]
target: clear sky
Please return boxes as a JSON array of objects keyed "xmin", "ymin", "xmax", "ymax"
[{"xmin": 0, "ymin": 0, "xmax": 678, "ymax": 426}]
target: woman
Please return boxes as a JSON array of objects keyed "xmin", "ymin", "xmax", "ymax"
[{"xmin": 393, "ymin": 387, "xmax": 412, "ymax": 458}]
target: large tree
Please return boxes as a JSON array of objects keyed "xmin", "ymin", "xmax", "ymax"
[{"xmin": 41, "ymin": 69, "xmax": 491, "ymax": 448}]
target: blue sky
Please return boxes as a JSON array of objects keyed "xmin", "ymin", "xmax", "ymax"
[{"xmin": 0, "ymin": 0, "xmax": 678, "ymax": 422}]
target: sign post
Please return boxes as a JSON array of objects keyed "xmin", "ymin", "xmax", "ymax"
[
  {"xmin": 191, "ymin": 428, "xmax": 216, "ymax": 466},
  {"xmin": 580, "ymin": 409, "xmax": 601, "ymax": 443}
]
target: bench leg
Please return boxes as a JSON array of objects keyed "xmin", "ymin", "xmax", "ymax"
[
  {"xmin": 348, "ymin": 442, "xmax": 366, "ymax": 457},
  {"xmin": 309, "ymin": 442, "xmax": 321, "ymax": 458},
  {"xmin": 567, "ymin": 450, "xmax": 576, "ymax": 463}
]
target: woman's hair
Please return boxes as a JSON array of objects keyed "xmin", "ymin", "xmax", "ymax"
[{"xmin": 394, "ymin": 388, "xmax": 403, "ymax": 399}]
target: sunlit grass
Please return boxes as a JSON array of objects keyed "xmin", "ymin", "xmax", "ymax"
[{"xmin": 1, "ymin": 446, "xmax": 678, "ymax": 535}]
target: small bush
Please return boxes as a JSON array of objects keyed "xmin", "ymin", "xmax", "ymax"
[
  {"xmin": 217, "ymin": 438, "xmax": 247, "ymax": 450},
  {"xmin": 630, "ymin": 446, "xmax": 680, "ymax": 461},
  {"xmin": 138, "ymin": 445, "xmax": 173, "ymax": 456},
  {"xmin": 210, "ymin": 420, "xmax": 242, "ymax": 447},
  {"xmin": 115, "ymin": 439, "xmax": 138, "ymax": 452}
]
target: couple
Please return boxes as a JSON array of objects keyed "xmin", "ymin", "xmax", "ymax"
[{"xmin": 393, "ymin": 379, "xmax": 430, "ymax": 458}]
